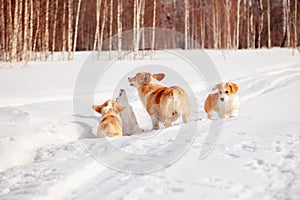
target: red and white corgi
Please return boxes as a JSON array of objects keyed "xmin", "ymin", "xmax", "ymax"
[
  {"xmin": 92, "ymin": 100, "xmax": 126, "ymax": 137},
  {"xmin": 204, "ymin": 82, "xmax": 240, "ymax": 119},
  {"xmin": 128, "ymin": 72, "xmax": 190, "ymax": 130},
  {"xmin": 116, "ymin": 89, "xmax": 144, "ymax": 135}
]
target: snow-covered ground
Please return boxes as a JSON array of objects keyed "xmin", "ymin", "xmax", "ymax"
[{"xmin": 0, "ymin": 49, "xmax": 300, "ymax": 199}]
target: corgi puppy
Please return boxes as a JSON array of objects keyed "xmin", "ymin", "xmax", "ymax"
[
  {"xmin": 128, "ymin": 72, "xmax": 190, "ymax": 130},
  {"xmin": 204, "ymin": 82, "xmax": 240, "ymax": 119},
  {"xmin": 116, "ymin": 89, "xmax": 144, "ymax": 135},
  {"xmin": 92, "ymin": 100, "xmax": 126, "ymax": 137}
]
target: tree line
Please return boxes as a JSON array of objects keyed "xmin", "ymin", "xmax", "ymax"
[{"xmin": 0, "ymin": 0, "xmax": 299, "ymax": 62}]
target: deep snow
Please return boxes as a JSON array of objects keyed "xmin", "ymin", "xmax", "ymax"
[{"xmin": 0, "ymin": 49, "xmax": 300, "ymax": 199}]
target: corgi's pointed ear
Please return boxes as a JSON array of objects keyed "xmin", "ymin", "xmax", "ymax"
[
  {"xmin": 141, "ymin": 73, "xmax": 151, "ymax": 83},
  {"xmin": 228, "ymin": 82, "xmax": 238, "ymax": 94},
  {"xmin": 93, "ymin": 105, "xmax": 103, "ymax": 114},
  {"xmin": 115, "ymin": 104, "xmax": 126, "ymax": 114},
  {"xmin": 152, "ymin": 73, "xmax": 165, "ymax": 81},
  {"xmin": 212, "ymin": 83, "xmax": 221, "ymax": 91}
]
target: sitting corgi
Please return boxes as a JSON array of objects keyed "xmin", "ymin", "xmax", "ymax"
[
  {"xmin": 204, "ymin": 82, "xmax": 240, "ymax": 119},
  {"xmin": 92, "ymin": 100, "xmax": 126, "ymax": 137},
  {"xmin": 116, "ymin": 89, "xmax": 144, "ymax": 135},
  {"xmin": 128, "ymin": 72, "xmax": 190, "ymax": 130}
]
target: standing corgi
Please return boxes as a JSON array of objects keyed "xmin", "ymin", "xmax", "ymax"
[
  {"xmin": 92, "ymin": 100, "xmax": 126, "ymax": 137},
  {"xmin": 116, "ymin": 89, "xmax": 144, "ymax": 135},
  {"xmin": 128, "ymin": 72, "xmax": 190, "ymax": 130},
  {"xmin": 204, "ymin": 82, "xmax": 240, "ymax": 119}
]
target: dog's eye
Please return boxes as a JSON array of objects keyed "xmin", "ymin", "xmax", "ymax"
[
  {"xmin": 225, "ymin": 90, "xmax": 229, "ymax": 94},
  {"xmin": 219, "ymin": 91, "xmax": 222, "ymax": 94}
]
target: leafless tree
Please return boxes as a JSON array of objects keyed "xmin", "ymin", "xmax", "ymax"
[
  {"xmin": 295, "ymin": 0, "xmax": 297, "ymax": 47},
  {"xmin": 151, "ymin": 0, "xmax": 156, "ymax": 58},
  {"xmin": 73, "ymin": 0, "xmax": 82, "ymax": 53},
  {"xmin": 184, "ymin": 0, "xmax": 189, "ymax": 49},
  {"xmin": 267, "ymin": 0, "xmax": 271, "ymax": 48},
  {"xmin": 117, "ymin": 0, "xmax": 122, "ymax": 59}
]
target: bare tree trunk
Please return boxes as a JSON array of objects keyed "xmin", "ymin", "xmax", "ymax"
[
  {"xmin": 117, "ymin": 0, "xmax": 122, "ymax": 59},
  {"xmin": 133, "ymin": 0, "xmax": 142, "ymax": 59},
  {"xmin": 140, "ymin": 0, "xmax": 145, "ymax": 55},
  {"xmin": 282, "ymin": 0, "xmax": 287, "ymax": 47},
  {"xmin": 45, "ymin": 0, "xmax": 49, "ymax": 60},
  {"xmin": 52, "ymin": 0, "xmax": 58, "ymax": 60},
  {"xmin": 133, "ymin": 0, "xmax": 137, "ymax": 56},
  {"xmin": 93, "ymin": 0, "xmax": 101, "ymax": 51},
  {"xmin": 215, "ymin": 1, "xmax": 220, "ymax": 49},
  {"xmin": 29, "ymin": 0, "xmax": 33, "ymax": 61},
  {"xmin": 236, "ymin": 0, "xmax": 241, "ymax": 49},
  {"xmin": 33, "ymin": 1, "xmax": 40, "ymax": 59},
  {"xmin": 0, "ymin": 0, "xmax": 5, "ymax": 61},
  {"xmin": 62, "ymin": 1, "xmax": 66, "ymax": 59},
  {"xmin": 287, "ymin": 0, "xmax": 290, "ymax": 48},
  {"xmin": 244, "ymin": 0, "xmax": 250, "ymax": 48},
  {"xmin": 212, "ymin": 2, "xmax": 217, "ymax": 49},
  {"xmin": 109, "ymin": 0, "xmax": 113, "ymax": 59},
  {"xmin": 67, "ymin": 0, "xmax": 73, "ymax": 60},
  {"xmin": 258, "ymin": 0, "xmax": 264, "ymax": 48},
  {"xmin": 250, "ymin": 0, "xmax": 255, "ymax": 48},
  {"xmin": 17, "ymin": 0, "xmax": 23, "ymax": 61},
  {"xmin": 200, "ymin": 7, "xmax": 205, "ymax": 48},
  {"xmin": 226, "ymin": 0, "xmax": 231, "ymax": 49},
  {"xmin": 73, "ymin": 0, "xmax": 81, "ymax": 54},
  {"xmin": 184, "ymin": 0, "xmax": 189, "ymax": 49},
  {"xmin": 172, "ymin": 0, "xmax": 177, "ymax": 47},
  {"xmin": 11, "ymin": 0, "xmax": 19, "ymax": 64},
  {"xmin": 295, "ymin": 0, "xmax": 297, "ymax": 47},
  {"xmin": 7, "ymin": 0, "xmax": 13, "ymax": 62},
  {"xmin": 98, "ymin": 0, "xmax": 108, "ymax": 57},
  {"xmin": 151, "ymin": 0, "xmax": 156, "ymax": 58},
  {"xmin": 267, "ymin": 0, "xmax": 271, "ymax": 48},
  {"xmin": 22, "ymin": 0, "xmax": 29, "ymax": 61}
]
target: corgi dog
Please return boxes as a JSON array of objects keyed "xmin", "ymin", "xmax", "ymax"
[
  {"xmin": 116, "ymin": 89, "xmax": 144, "ymax": 135},
  {"xmin": 204, "ymin": 82, "xmax": 240, "ymax": 119},
  {"xmin": 92, "ymin": 100, "xmax": 126, "ymax": 137},
  {"xmin": 128, "ymin": 72, "xmax": 190, "ymax": 130}
]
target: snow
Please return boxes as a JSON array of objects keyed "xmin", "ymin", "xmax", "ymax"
[{"xmin": 1, "ymin": 48, "xmax": 300, "ymax": 199}]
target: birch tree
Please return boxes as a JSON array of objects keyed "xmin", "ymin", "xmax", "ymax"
[
  {"xmin": 267, "ymin": 0, "xmax": 271, "ymax": 48},
  {"xmin": 117, "ymin": 0, "xmax": 122, "ymax": 59},
  {"xmin": 93, "ymin": 0, "xmax": 101, "ymax": 51},
  {"xmin": 73, "ymin": 0, "xmax": 82, "ymax": 53},
  {"xmin": 226, "ymin": 0, "xmax": 231, "ymax": 49},
  {"xmin": 23, "ymin": 0, "xmax": 29, "ymax": 61},
  {"xmin": 11, "ymin": 0, "xmax": 19, "ymax": 63},
  {"xmin": 282, "ymin": 0, "xmax": 287, "ymax": 46},
  {"xmin": 236, "ymin": 0, "xmax": 241, "ymax": 49},
  {"xmin": 295, "ymin": 0, "xmax": 297, "ymax": 47},
  {"xmin": 28, "ymin": 0, "xmax": 33, "ymax": 60},
  {"xmin": 62, "ymin": 1, "xmax": 66, "ymax": 59},
  {"xmin": 67, "ymin": 0, "xmax": 73, "ymax": 60},
  {"xmin": 98, "ymin": 0, "xmax": 108, "ymax": 57},
  {"xmin": 45, "ymin": 0, "xmax": 50, "ymax": 60},
  {"xmin": 0, "ymin": 0, "xmax": 5, "ymax": 60},
  {"xmin": 287, "ymin": 0, "xmax": 290, "ymax": 48},
  {"xmin": 52, "ymin": 0, "xmax": 58, "ymax": 59},
  {"xmin": 184, "ymin": 0, "xmax": 190, "ymax": 49},
  {"xmin": 109, "ymin": 0, "xmax": 113, "ymax": 59},
  {"xmin": 258, "ymin": 0, "xmax": 264, "ymax": 48},
  {"xmin": 151, "ymin": 0, "xmax": 156, "ymax": 58}
]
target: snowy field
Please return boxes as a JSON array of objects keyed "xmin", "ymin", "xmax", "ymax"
[{"xmin": 0, "ymin": 49, "xmax": 300, "ymax": 199}]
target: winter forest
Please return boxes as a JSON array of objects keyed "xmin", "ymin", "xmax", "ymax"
[{"xmin": 0, "ymin": 0, "xmax": 299, "ymax": 62}]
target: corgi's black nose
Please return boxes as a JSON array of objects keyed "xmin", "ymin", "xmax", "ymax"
[
  {"xmin": 120, "ymin": 89, "xmax": 125, "ymax": 92},
  {"xmin": 220, "ymin": 97, "xmax": 224, "ymax": 102}
]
